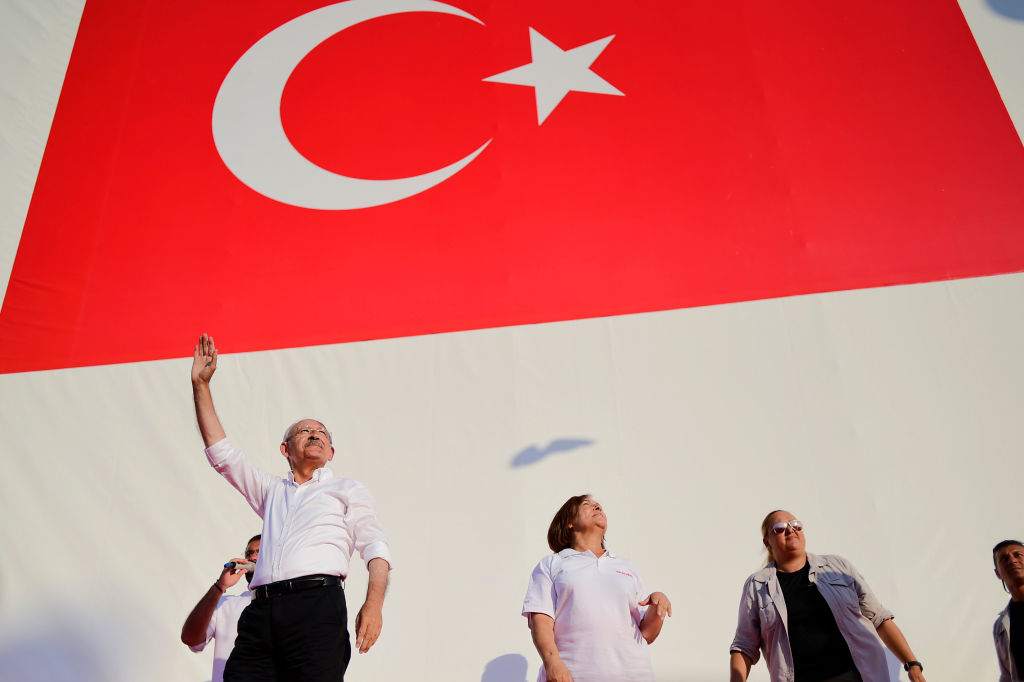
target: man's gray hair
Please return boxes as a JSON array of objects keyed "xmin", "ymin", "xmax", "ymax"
[{"xmin": 282, "ymin": 419, "xmax": 333, "ymax": 444}]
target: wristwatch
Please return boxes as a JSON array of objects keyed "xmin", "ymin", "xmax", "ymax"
[{"xmin": 903, "ymin": 661, "xmax": 923, "ymax": 672}]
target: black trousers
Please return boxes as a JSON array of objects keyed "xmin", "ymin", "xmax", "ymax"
[{"xmin": 224, "ymin": 584, "xmax": 351, "ymax": 681}]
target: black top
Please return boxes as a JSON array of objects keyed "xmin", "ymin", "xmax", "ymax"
[
  {"xmin": 1010, "ymin": 601, "xmax": 1024, "ymax": 676},
  {"xmin": 777, "ymin": 562, "xmax": 859, "ymax": 682}
]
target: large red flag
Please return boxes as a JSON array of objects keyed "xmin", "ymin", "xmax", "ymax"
[{"xmin": 1, "ymin": 0, "xmax": 1022, "ymax": 373}]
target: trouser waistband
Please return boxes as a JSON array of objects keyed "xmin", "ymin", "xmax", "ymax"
[{"xmin": 252, "ymin": 574, "xmax": 343, "ymax": 600}]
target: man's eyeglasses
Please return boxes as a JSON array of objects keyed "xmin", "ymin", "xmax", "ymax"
[
  {"xmin": 769, "ymin": 520, "xmax": 803, "ymax": 535},
  {"xmin": 292, "ymin": 426, "xmax": 330, "ymax": 440}
]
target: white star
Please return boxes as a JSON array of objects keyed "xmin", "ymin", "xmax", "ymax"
[{"xmin": 484, "ymin": 28, "xmax": 624, "ymax": 125}]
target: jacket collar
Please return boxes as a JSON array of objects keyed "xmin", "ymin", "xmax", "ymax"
[{"xmin": 753, "ymin": 552, "xmax": 823, "ymax": 584}]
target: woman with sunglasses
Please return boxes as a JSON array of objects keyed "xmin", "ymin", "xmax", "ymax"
[
  {"xmin": 729, "ymin": 510, "xmax": 926, "ymax": 682},
  {"xmin": 522, "ymin": 494, "xmax": 671, "ymax": 682}
]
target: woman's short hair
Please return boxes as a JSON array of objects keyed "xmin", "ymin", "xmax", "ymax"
[{"xmin": 547, "ymin": 494, "xmax": 591, "ymax": 553}]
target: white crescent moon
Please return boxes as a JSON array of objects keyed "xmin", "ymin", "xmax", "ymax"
[{"xmin": 212, "ymin": 0, "xmax": 490, "ymax": 210}]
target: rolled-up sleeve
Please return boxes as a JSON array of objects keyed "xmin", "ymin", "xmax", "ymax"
[
  {"xmin": 846, "ymin": 560, "xmax": 894, "ymax": 627},
  {"xmin": 729, "ymin": 577, "xmax": 763, "ymax": 664},
  {"xmin": 346, "ymin": 482, "xmax": 392, "ymax": 569},
  {"xmin": 205, "ymin": 438, "xmax": 273, "ymax": 517}
]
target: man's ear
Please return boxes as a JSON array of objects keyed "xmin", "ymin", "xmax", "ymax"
[
  {"xmin": 280, "ymin": 442, "xmax": 289, "ymax": 458},
  {"xmin": 327, "ymin": 445, "xmax": 336, "ymax": 461}
]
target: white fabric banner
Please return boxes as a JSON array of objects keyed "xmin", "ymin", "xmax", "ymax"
[{"xmin": 0, "ymin": 2, "xmax": 1022, "ymax": 681}]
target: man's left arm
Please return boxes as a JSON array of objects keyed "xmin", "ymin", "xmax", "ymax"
[
  {"xmin": 354, "ymin": 557, "xmax": 389, "ymax": 654},
  {"xmin": 346, "ymin": 481, "xmax": 392, "ymax": 653}
]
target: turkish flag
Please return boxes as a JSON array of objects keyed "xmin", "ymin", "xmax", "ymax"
[{"xmin": 1, "ymin": 0, "xmax": 1022, "ymax": 373}]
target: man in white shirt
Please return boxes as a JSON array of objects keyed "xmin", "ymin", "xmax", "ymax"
[
  {"xmin": 190, "ymin": 334, "xmax": 392, "ymax": 681},
  {"xmin": 181, "ymin": 535, "xmax": 260, "ymax": 682}
]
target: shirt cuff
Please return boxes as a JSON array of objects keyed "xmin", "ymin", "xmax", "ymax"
[
  {"xmin": 362, "ymin": 541, "xmax": 392, "ymax": 569},
  {"xmin": 870, "ymin": 611, "xmax": 896, "ymax": 628},
  {"xmin": 204, "ymin": 437, "xmax": 233, "ymax": 464},
  {"xmin": 729, "ymin": 644, "xmax": 760, "ymax": 664}
]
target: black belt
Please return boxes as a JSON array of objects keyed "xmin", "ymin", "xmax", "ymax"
[{"xmin": 253, "ymin": 574, "xmax": 343, "ymax": 600}]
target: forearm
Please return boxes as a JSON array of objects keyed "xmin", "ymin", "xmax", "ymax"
[
  {"xmin": 876, "ymin": 618, "xmax": 917, "ymax": 662},
  {"xmin": 180, "ymin": 584, "xmax": 222, "ymax": 646},
  {"xmin": 729, "ymin": 651, "xmax": 752, "ymax": 682},
  {"xmin": 192, "ymin": 381, "xmax": 226, "ymax": 447},
  {"xmin": 876, "ymin": 619, "xmax": 925, "ymax": 680},
  {"xmin": 352, "ymin": 557, "xmax": 390, "ymax": 654},
  {"xmin": 639, "ymin": 605, "xmax": 665, "ymax": 644},
  {"xmin": 529, "ymin": 614, "xmax": 563, "ymax": 670},
  {"xmin": 364, "ymin": 557, "xmax": 389, "ymax": 607}
]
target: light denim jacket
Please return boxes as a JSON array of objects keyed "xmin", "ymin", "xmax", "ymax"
[
  {"xmin": 994, "ymin": 602, "xmax": 1021, "ymax": 682},
  {"xmin": 729, "ymin": 553, "xmax": 894, "ymax": 682}
]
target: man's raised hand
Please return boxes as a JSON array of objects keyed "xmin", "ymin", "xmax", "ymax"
[{"xmin": 192, "ymin": 334, "xmax": 218, "ymax": 384}]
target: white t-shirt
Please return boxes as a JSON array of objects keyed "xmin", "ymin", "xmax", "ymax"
[
  {"xmin": 522, "ymin": 548, "xmax": 654, "ymax": 682},
  {"xmin": 189, "ymin": 590, "xmax": 252, "ymax": 682}
]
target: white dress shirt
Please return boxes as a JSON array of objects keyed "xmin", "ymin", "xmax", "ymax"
[
  {"xmin": 189, "ymin": 589, "xmax": 252, "ymax": 682},
  {"xmin": 206, "ymin": 438, "xmax": 392, "ymax": 587}
]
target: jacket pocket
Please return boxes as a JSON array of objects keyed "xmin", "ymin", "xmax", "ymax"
[{"xmin": 822, "ymin": 576, "xmax": 861, "ymax": 615}]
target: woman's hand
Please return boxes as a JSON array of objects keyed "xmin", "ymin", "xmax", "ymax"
[
  {"xmin": 640, "ymin": 591, "xmax": 672, "ymax": 619},
  {"xmin": 639, "ymin": 591, "xmax": 672, "ymax": 643}
]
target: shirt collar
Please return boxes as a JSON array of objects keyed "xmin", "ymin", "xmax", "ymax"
[
  {"xmin": 557, "ymin": 547, "xmax": 615, "ymax": 558},
  {"xmin": 287, "ymin": 466, "xmax": 333, "ymax": 484}
]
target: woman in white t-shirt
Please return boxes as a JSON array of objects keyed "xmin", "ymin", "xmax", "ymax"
[{"xmin": 522, "ymin": 494, "xmax": 672, "ymax": 682}]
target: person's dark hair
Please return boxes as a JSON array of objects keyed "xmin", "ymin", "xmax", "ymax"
[
  {"xmin": 547, "ymin": 494, "xmax": 594, "ymax": 553},
  {"xmin": 248, "ymin": 534, "xmax": 262, "ymax": 546},
  {"xmin": 993, "ymin": 539, "xmax": 1024, "ymax": 567}
]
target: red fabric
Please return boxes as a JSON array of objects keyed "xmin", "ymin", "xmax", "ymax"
[{"xmin": 2, "ymin": 0, "xmax": 1022, "ymax": 372}]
